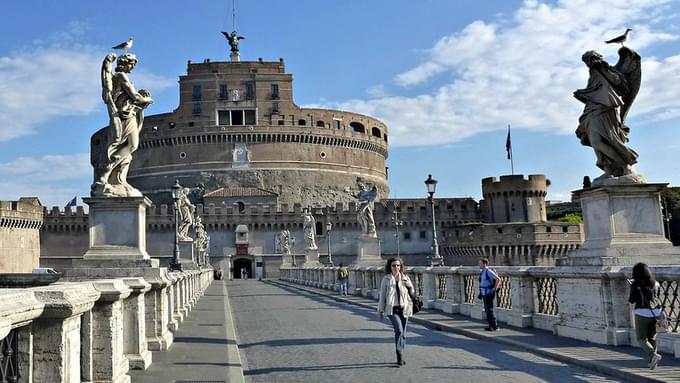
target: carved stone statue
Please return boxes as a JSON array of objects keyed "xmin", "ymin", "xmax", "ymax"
[
  {"xmin": 351, "ymin": 181, "xmax": 378, "ymax": 238},
  {"xmin": 194, "ymin": 216, "xmax": 209, "ymax": 253},
  {"xmin": 177, "ymin": 188, "xmax": 195, "ymax": 242},
  {"xmin": 302, "ymin": 209, "xmax": 317, "ymax": 250},
  {"xmin": 574, "ymin": 47, "xmax": 644, "ymax": 186},
  {"xmin": 222, "ymin": 31, "xmax": 245, "ymax": 53},
  {"xmin": 92, "ymin": 53, "xmax": 154, "ymax": 197},
  {"xmin": 278, "ymin": 228, "xmax": 291, "ymax": 255}
]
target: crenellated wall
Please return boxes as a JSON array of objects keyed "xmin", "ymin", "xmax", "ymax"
[{"xmin": 0, "ymin": 198, "xmax": 43, "ymax": 272}]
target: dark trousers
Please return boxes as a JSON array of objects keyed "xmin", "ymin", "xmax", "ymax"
[{"xmin": 482, "ymin": 292, "xmax": 497, "ymax": 329}]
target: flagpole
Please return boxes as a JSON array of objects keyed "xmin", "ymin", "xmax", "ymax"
[{"xmin": 510, "ymin": 124, "xmax": 514, "ymax": 175}]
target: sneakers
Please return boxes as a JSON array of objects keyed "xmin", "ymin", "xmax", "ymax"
[
  {"xmin": 484, "ymin": 327, "xmax": 499, "ymax": 332},
  {"xmin": 649, "ymin": 353, "xmax": 662, "ymax": 370}
]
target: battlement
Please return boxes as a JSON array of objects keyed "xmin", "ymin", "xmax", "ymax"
[
  {"xmin": 482, "ymin": 174, "xmax": 548, "ymax": 197},
  {"xmin": 0, "ymin": 198, "xmax": 43, "ymax": 229},
  {"xmin": 185, "ymin": 59, "xmax": 286, "ymax": 76}
]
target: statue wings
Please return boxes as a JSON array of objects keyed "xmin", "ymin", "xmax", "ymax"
[{"xmin": 613, "ymin": 46, "xmax": 641, "ymax": 124}]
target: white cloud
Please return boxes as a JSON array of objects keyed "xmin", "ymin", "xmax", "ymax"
[
  {"xmin": 0, "ymin": 154, "xmax": 91, "ymax": 207},
  {"xmin": 322, "ymin": 0, "xmax": 680, "ymax": 147},
  {"xmin": 0, "ymin": 34, "xmax": 174, "ymax": 142}
]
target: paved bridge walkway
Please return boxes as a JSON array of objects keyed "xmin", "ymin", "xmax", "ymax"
[{"xmin": 132, "ymin": 279, "xmax": 680, "ymax": 383}]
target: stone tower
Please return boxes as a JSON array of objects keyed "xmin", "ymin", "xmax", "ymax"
[{"xmin": 480, "ymin": 174, "xmax": 548, "ymax": 223}]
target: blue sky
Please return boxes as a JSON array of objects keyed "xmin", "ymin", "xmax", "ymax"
[{"xmin": 1, "ymin": 0, "xmax": 680, "ymax": 207}]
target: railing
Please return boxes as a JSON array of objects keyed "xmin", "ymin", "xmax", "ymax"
[
  {"xmin": 535, "ymin": 277, "xmax": 558, "ymax": 316},
  {"xmin": 658, "ymin": 279, "xmax": 680, "ymax": 332},
  {"xmin": 279, "ymin": 264, "xmax": 680, "ymax": 357},
  {"xmin": 0, "ymin": 327, "xmax": 18, "ymax": 382}
]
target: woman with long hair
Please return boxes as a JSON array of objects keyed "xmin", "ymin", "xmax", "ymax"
[
  {"xmin": 628, "ymin": 262, "xmax": 662, "ymax": 369},
  {"xmin": 377, "ymin": 257, "xmax": 414, "ymax": 366}
]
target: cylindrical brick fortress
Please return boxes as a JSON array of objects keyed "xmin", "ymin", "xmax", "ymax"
[{"xmin": 481, "ymin": 174, "xmax": 548, "ymax": 223}]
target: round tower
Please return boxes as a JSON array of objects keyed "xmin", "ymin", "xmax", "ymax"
[{"xmin": 481, "ymin": 174, "xmax": 548, "ymax": 223}]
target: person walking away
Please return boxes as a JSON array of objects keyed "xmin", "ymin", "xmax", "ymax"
[
  {"xmin": 377, "ymin": 257, "xmax": 414, "ymax": 366},
  {"xmin": 479, "ymin": 258, "xmax": 500, "ymax": 331},
  {"xmin": 628, "ymin": 262, "xmax": 663, "ymax": 369},
  {"xmin": 337, "ymin": 264, "xmax": 349, "ymax": 296}
]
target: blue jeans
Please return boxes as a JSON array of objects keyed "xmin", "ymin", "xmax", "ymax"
[
  {"xmin": 339, "ymin": 279, "xmax": 348, "ymax": 295},
  {"xmin": 388, "ymin": 307, "xmax": 408, "ymax": 354}
]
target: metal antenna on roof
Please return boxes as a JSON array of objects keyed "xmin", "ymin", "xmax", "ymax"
[{"xmin": 232, "ymin": 0, "xmax": 237, "ymax": 31}]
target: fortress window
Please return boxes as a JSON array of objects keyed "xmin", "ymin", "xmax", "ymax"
[
  {"xmin": 192, "ymin": 85, "xmax": 202, "ymax": 101},
  {"xmin": 404, "ymin": 232, "xmax": 412, "ymax": 241},
  {"xmin": 350, "ymin": 122, "xmax": 365, "ymax": 134},
  {"xmin": 333, "ymin": 119, "xmax": 342, "ymax": 129},
  {"xmin": 231, "ymin": 110, "xmax": 244, "ymax": 125},
  {"xmin": 315, "ymin": 222, "xmax": 323, "ymax": 236},
  {"xmin": 546, "ymin": 226, "xmax": 552, "ymax": 233},
  {"xmin": 497, "ymin": 228, "xmax": 503, "ymax": 234},
  {"xmin": 371, "ymin": 127, "xmax": 381, "ymax": 138},
  {"xmin": 271, "ymin": 84, "xmax": 280, "ymax": 100},
  {"xmin": 272, "ymin": 101, "xmax": 280, "ymax": 113},
  {"xmin": 219, "ymin": 84, "xmax": 229, "ymax": 99},
  {"xmin": 245, "ymin": 110, "xmax": 256, "ymax": 125},
  {"xmin": 316, "ymin": 120, "xmax": 325, "ymax": 128},
  {"xmin": 563, "ymin": 226, "xmax": 569, "ymax": 233},
  {"xmin": 218, "ymin": 111, "xmax": 230, "ymax": 125},
  {"xmin": 278, "ymin": 120, "xmax": 285, "ymax": 126},
  {"xmin": 419, "ymin": 230, "xmax": 427, "ymax": 239},
  {"xmin": 192, "ymin": 103, "xmax": 202, "ymax": 116},
  {"xmin": 245, "ymin": 82, "xmax": 255, "ymax": 100},
  {"xmin": 383, "ymin": 133, "xmax": 388, "ymax": 142},
  {"xmin": 237, "ymin": 202, "xmax": 246, "ymax": 213}
]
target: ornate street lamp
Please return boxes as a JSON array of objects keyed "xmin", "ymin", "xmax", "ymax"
[
  {"xmin": 391, "ymin": 206, "xmax": 404, "ymax": 258},
  {"xmin": 169, "ymin": 180, "xmax": 183, "ymax": 271},
  {"xmin": 326, "ymin": 220, "xmax": 333, "ymax": 266},
  {"xmin": 291, "ymin": 235, "xmax": 297, "ymax": 267},
  {"xmin": 425, "ymin": 174, "xmax": 444, "ymax": 266}
]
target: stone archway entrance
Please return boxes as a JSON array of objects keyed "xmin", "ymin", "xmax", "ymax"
[{"xmin": 233, "ymin": 258, "xmax": 253, "ymax": 279}]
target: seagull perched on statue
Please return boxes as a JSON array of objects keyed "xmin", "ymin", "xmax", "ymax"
[
  {"xmin": 605, "ymin": 28, "xmax": 632, "ymax": 46},
  {"xmin": 112, "ymin": 37, "xmax": 133, "ymax": 53}
]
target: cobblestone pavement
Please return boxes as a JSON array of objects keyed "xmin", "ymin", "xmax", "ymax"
[{"xmin": 228, "ymin": 280, "xmax": 622, "ymax": 383}]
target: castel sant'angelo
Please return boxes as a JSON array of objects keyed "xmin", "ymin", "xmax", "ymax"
[{"xmin": 29, "ymin": 29, "xmax": 584, "ymax": 279}]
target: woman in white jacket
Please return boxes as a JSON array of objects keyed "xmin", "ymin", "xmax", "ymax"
[{"xmin": 377, "ymin": 257, "xmax": 414, "ymax": 366}]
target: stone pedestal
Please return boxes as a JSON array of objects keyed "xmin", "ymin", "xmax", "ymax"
[
  {"xmin": 558, "ymin": 184, "xmax": 680, "ymax": 266},
  {"xmin": 280, "ymin": 252, "xmax": 292, "ymax": 267},
  {"xmin": 302, "ymin": 248, "xmax": 320, "ymax": 267},
  {"xmin": 82, "ymin": 197, "xmax": 152, "ymax": 260},
  {"xmin": 354, "ymin": 236, "xmax": 384, "ymax": 267},
  {"xmin": 178, "ymin": 241, "xmax": 198, "ymax": 270}
]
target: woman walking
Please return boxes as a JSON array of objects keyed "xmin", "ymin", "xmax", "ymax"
[
  {"xmin": 628, "ymin": 262, "xmax": 663, "ymax": 369},
  {"xmin": 377, "ymin": 257, "xmax": 414, "ymax": 366}
]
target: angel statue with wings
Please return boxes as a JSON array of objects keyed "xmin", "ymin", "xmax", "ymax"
[
  {"xmin": 574, "ymin": 47, "xmax": 644, "ymax": 186},
  {"xmin": 92, "ymin": 52, "xmax": 153, "ymax": 197},
  {"xmin": 351, "ymin": 181, "xmax": 379, "ymax": 238},
  {"xmin": 222, "ymin": 31, "xmax": 245, "ymax": 53}
]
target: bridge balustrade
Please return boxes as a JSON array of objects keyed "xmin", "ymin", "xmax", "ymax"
[
  {"xmin": 279, "ymin": 265, "xmax": 680, "ymax": 358},
  {"xmin": 0, "ymin": 268, "xmax": 213, "ymax": 383}
]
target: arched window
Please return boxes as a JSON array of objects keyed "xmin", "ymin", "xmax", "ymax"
[
  {"xmin": 350, "ymin": 122, "xmax": 365, "ymax": 134},
  {"xmin": 371, "ymin": 127, "xmax": 381, "ymax": 138},
  {"xmin": 236, "ymin": 201, "xmax": 246, "ymax": 213},
  {"xmin": 315, "ymin": 221, "xmax": 323, "ymax": 236}
]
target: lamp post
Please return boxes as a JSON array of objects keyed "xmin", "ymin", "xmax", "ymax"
[
  {"xmin": 663, "ymin": 198, "xmax": 673, "ymax": 240},
  {"xmin": 425, "ymin": 174, "xmax": 444, "ymax": 266},
  {"xmin": 291, "ymin": 235, "xmax": 297, "ymax": 267},
  {"xmin": 169, "ymin": 180, "xmax": 183, "ymax": 271},
  {"xmin": 391, "ymin": 207, "xmax": 404, "ymax": 257},
  {"xmin": 326, "ymin": 220, "xmax": 333, "ymax": 266}
]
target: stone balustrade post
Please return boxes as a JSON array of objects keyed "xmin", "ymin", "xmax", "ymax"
[
  {"xmin": 0, "ymin": 290, "xmax": 45, "ymax": 383},
  {"xmin": 90, "ymin": 279, "xmax": 133, "ymax": 383},
  {"xmin": 142, "ymin": 271, "xmax": 173, "ymax": 351},
  {"xmin": 121, "ymin": 278, "xmax": 152, "ymax": 370},
  {"xmin": 165, "ymin": 273, "xmax": 179, "ymax": 331},
  {"xmin": 31, "ymin": 283, "xmax": 99, "ymax": 383},
  {"xmin": 505, "ymin": 271, "xmax": 534, "ymax": 328},
  {"xmin": 418, "ymin": 267, "xmax": 436, "ymax": 309}
]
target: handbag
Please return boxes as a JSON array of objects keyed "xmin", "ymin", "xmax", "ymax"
[
  {"xmin": 651, "ymin": 307, "xmax": 669, "ymax": 333},
  {"xmin": 409, "ymin": 290, "xmax": 423, "ymax": 314}
]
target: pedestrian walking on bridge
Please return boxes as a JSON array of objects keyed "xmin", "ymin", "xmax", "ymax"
[
  {"xmin": 377, "ymin": 257, "xmax": 414, "ymax": 366},
  {"xmin": 479, "ymin": 258, "xmax": 500, "ymax": 331},
  {"xmin": 629, "ymin": 262, "xmax": 663, "ymax": 369},
  {"xmin": 337, "ymin": 264, "xmax": 349, "ymax": 296}
]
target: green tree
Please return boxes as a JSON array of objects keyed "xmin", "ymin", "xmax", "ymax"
[
  {"xmin": 661, "ymin": 187, "xmax": 680, "ymax": 246},
  {"xmin": 558, "ymin": 213, "xmax": 582, "ymax": 224}
]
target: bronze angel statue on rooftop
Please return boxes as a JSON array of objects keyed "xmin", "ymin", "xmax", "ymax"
[{"xmin": 574, "ymin": 46, "xmax": 645, "ymax": 186}]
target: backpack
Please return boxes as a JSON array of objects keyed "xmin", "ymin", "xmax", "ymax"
[
  {"xmin": 339, "ymin": 268, "xmax": 349, "ymax": 279},
  {"xmin": 483, "ymin": 268, "xmax": 502, "ymax": 291}
]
